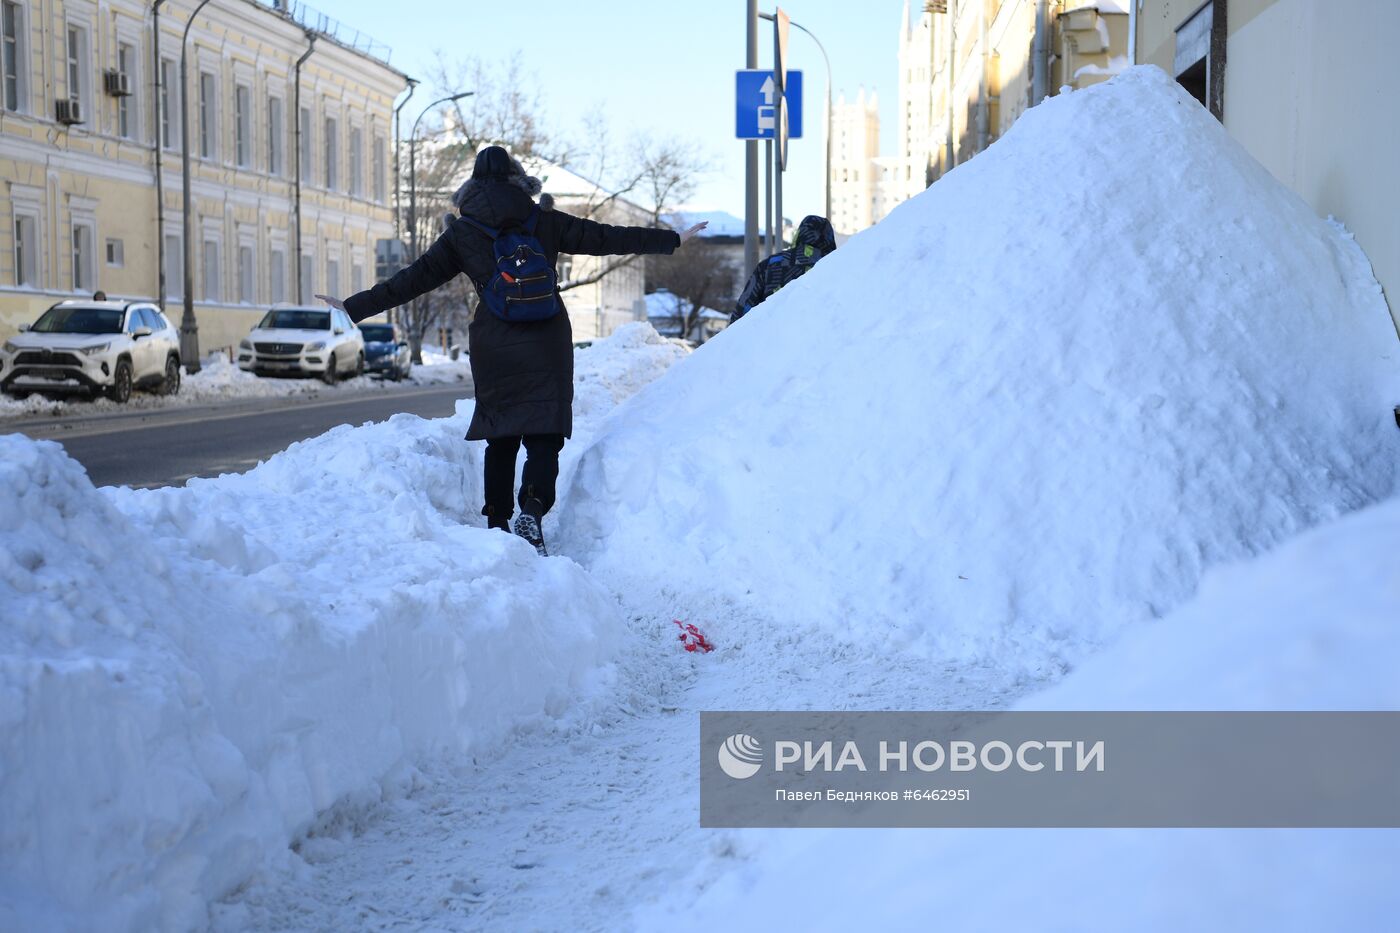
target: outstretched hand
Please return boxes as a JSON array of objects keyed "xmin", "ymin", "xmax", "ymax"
[
  {"xmin": 677, "ymin": 221, "xmax": 708, "ymax": 245},
  {"xmin": 314, "ymin": 294, "xmax": 346, "ymax": 312}
]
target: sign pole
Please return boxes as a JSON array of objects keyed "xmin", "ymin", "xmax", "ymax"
[
  {"xmin": 745, "ymin": 0, "xmax": 759, "ymax": 274},
  {"xmin": 774, "ymin": 8, "xmax": 789, "ymax": 246},
  {"xmin": 764, "ymin": 138, "xmax": 774, "ymax": 254}
]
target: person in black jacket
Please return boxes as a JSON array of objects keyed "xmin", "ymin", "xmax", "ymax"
[
  {"xmin": 319, "ymin": 145, "xmax": 704, "ymax": 554},
  {"xmin": 731, "ymin": 214, "xmax": 836, "ymax": 322}
]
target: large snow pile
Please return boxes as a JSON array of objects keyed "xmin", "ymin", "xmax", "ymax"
[
  {"xmin": 645, "ymin": 495, "xmax": 1400, "ymax": 930},
  {"xmin": 563, "ymin": 67, "xmax": 1400, "ymax": 670},
  {"xmin": 0, "ymin": 325, "xmax": 684, "ymax": 930}
]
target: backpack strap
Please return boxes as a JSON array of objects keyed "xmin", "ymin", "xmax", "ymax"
[{"xmin": 458, "ymin": 214, "xmax": 500, "ymax": 239}]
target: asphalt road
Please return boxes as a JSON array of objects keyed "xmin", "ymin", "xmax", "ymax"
[{"xmin": 6, "ymin": 383, "xmax": 473, "ymax": 488}]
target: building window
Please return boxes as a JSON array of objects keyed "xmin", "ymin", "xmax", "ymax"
[
  {"xmin": 269, "ymin": 247, "xmax": 285, "ymax": 303},
  {"xmin": 234, "ymin": 83, "xmax": 251, "ymax": 167},
  {"xmin": 3, "ymin": 1, "xmax": 25, "ymax": 113},
  {"xmin": 66, "ymin": 24, "xmax": 89, "ymax": 116},
  {"xmin": 13, "ymin": 214, "xmax": 36, "ymax": 285},
  {"xmin": 1174, "ymin": 0, "xmax": 1227, "ymax": 120},
  {"xmin": 106, "ymin": 238, "xmax": 124, "ymax": 267},
  {"xmin": 372, "ymin": 134, "xmax": 386, "ymax": 203},
  {"xmin": 299, "ymin": 105, "xmax": 312, "ymax": 183},
  {"xmin": 349, "ymin": 126, "xmax": 363, "ymax": 197},
  {"xmin": 351, "ymin": 261, "xmax": 363, "ymax": 294},
  {"xmin": 117, "ymin": 42, "xmax": 136, "ymax": 139},
  {"xmin": 238, "ymin": 244, "xmax": 254, "ymax": 303},
  {"xmin": 165, "ymin": 233, "xmax": 182, "ymax": 299},
  {"xmin": 72, "ymin": 221, "xmax": 95, "ymax": 292},
  {"xmin": 268, "ymin": 96, "xmax": 283, "ymax": 175},
  {"xmin": 201, "ymin": 239, "xmax": 220, "ymax": 302},
  {"xmin": 325, "ymin": 257, "xmax": 339, "ymax": 297},
  {"xmin": 198, "ymin": 71, "xmax": 217, "ymax": 159},
  {"xmin": 299, "ymin": 250, "xmax": 313, "ymax": 303},
  {"xmin": 323, "ymin": 116, "xmax": 338, "ymax": 189},
  {"xmin": 160, "ymin": 58, "xmax": 178, "ymax": 149}
]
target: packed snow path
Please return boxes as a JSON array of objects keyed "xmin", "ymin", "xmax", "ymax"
[{"xmin": 215, "ymin": 607, "xmax": 1030, "ymax": 930}]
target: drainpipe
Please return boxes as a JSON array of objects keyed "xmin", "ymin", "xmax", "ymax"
[
  {"xmin": 1033, "ymin": 0, "xmax": 1049, "ymax": 105},
  {"xmin": 976, "ymin": 0, "xmax": 989, "ymax": 152},
  {"xmin": 293, "ymin": 32, "xmax": 316, "ymax": 305},
  {"xmin": 945, "ymin": 0, "xmax": 956, "ymax": 169},
  {"xmin": 1128, "ymin": 0, "xmax": 1138, "ymax": 65},
  {"xmin": 151, "ymin": 1, "xmax": 167, "ymax": 309}
]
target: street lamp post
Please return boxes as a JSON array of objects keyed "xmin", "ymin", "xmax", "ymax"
[
  {"xmin": 392, "ymin": 79, "xmax": 420, "ymax": 242},
  {"xmin": 760, "ymin": 11, "xmax": 833, "ymax": 220},
  {"xmin": 406, "ymin": 91, "xmax": 474, "ymax": 261},
  {"xmin": 178, "ymin": 0, "xmax": 214, "ymax": 374}
]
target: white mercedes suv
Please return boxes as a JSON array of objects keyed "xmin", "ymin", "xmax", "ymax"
[
  {"xmin": 0, "ymin": 299, "xmax": 181, "ymax": 403},
  {"xmin": 238, "ymin": 306, "xmax": 365, "ymax": 384}
]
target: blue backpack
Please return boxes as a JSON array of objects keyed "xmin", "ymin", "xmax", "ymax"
[{"xmin": 459, "ymin": 207, "xmax": 561, "ymax": 322}]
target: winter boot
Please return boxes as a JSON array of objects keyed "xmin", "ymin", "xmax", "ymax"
[
  {"xmin": 513, "ymin": 497, "xmax": 548, "ymax": 556},
  {"xmin": 485, "ymin": 505, "xmax": 511, "ymax": 532}
]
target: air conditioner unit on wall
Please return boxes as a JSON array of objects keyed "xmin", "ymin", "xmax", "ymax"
[
  {"xmin": 55, "ymin": 97, "xmax": 84, "ymax": 125},
  {"xmin": 103, "ymin": 70, "xmax": 132, "ymax": 97}
]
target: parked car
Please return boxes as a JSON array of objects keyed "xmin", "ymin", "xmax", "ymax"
[
  {"xmin": 357, "ymin": 322, "xmax": 412, "ymax": 381},
  {"xmin": 0, "ymin": 299, "xmax": 181, "ymax": 402},
  {"xmin": 238, "ymin": 306, "xmax": 365, "ymax": 384}
]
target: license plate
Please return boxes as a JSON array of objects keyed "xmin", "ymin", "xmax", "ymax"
[{"xmin": 32, "ymin": 368, "xmax": 71, "ymax": 379}]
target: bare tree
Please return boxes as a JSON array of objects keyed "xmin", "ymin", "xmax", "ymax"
[{"xmin": 647, "ymin": 237, "xmax": 742, "ymax": 340}]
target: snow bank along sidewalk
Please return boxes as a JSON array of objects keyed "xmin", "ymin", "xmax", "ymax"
[
  {"xmin": 0, "ymin": 324, "xmax": 685, "ymax": 931},
  {"xmin": 0, "ymin": 348, "xmax": 473, "ymax": 421},
  {"xmin": 562, "ymin": 66, "xmax": 1400, "ymax": 676}
]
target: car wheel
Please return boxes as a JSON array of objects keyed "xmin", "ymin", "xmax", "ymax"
[
  {"xmin": 108, "ymin": 360, "xmax": 133, "ymax": 403},
  {"xmin": 322, "ymin": 352, "xmax": 337, "ymax": 385},
  {"xmin": 353, "ymin": 351, "xmax": 365, "ymax": 378},
  {"xmin": 160, "ymin": 355, "xmax": 182, "ymax": 396}
]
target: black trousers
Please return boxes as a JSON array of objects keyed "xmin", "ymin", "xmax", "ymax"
[{"xmin": 482, "ymin": 433, "xmax": 566, "ymax": 524}]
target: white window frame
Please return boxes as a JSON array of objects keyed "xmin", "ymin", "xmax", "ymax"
[
  {"xmin": 12, "ymin": 211, "xmax": 38, "ymax": 287},
  {"xmin": 298, "ymin": 104, "xmax": 312, "ymax": 184},
  {"xmin": 159, "ymin": 56, "xmax": 179, "ymax": 149},
  {"xmin": 200, "ymin": 230, "xmax": 222, "ymax": 303},
  {"xmin": 105, "ymin": 237, "xmax": 124, "ymax": 267},
  {"xmin": 299, "ymin": 247, "xmax": 315, "ymax": 303},
  {"xmin": 71, "ymin": 218, "xmax": 96, "ymax": 293},
  {"xmin": 164, "ymin": 230, "xmax": 183, "ymax": 299},
  {"xmin": 325, "ymin": 253, "xmax": 339, "ymax": 298},
  {"xmin": 268, "ymin": 245, "xmax": 286, "ymax": 304},
  {"xmin": 234, "ymin": 82, "xmax": 251, "ymax": 167},
  {"xmin": 348, "ymin": 123, "xmax": 363, "ymax": 197},
  {"xmin": 65, "ymin": 20, "xmax": 91, "ymax": 121},
  {"xmin": 267, "ymin": 93, "xmax": 284, "ymax": 176},
  {"xmin": 198, "ymin": 70, "xmax": 217, "ymax": 160},
  {"xmin": 372, "ymin": 131, "xmax": 386, "ymax": 203},
  {"xmin": 323, "ymin": 114, "xmax": 338, "ymax": 190},
  {"xmin": 2, "ymin": 0, "xmax": 29, "ymax": 115},
  {"xmin": 237, "ymin": 241, "xmax": 254, "ymax": 303},
  {"xmin": 116, "ymin": 36, "xmax": 140, "ymax": 140}
]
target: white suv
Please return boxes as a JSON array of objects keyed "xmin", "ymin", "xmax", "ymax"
[
  {"xmin": 238, "ymin": 306, "xmax": 365, "ymax": 384},
  {"xmin": 0, "ymin": 300, "xmax": 181, "ymax": 403}
]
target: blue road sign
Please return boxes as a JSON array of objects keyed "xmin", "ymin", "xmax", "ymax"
[{"xmin": 735, "ymin": 69, "xmax": 803, "ymax": 140}]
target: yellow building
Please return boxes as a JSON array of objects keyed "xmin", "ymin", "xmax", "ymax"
[
  {"xmin": 1133, "ymin": 0, "xmax": 1398, "ymax": 333},
  {"xmin": 0, "ymin": 0, "xmax": 409, "ymax": 354},
  {"xmin": 893, "ymin": 0, "xmax": 1129, "ymax": 198}
]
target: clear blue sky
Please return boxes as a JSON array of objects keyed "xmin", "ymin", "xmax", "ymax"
[{"xmin": 326, "ymin": 0, "xmax": 904, "ymax": 219}]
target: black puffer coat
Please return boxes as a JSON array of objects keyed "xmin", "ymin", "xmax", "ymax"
[{"xmin": 345, "ymin": 181, "xmax": 679, "ymax": 439}]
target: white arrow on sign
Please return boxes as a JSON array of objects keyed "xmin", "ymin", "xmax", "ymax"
[{"xmin": 760, "ymin": 75, "xmax": 775, "ymax": 105}]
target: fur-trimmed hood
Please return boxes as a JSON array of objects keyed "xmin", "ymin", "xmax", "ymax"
[{"xmin": 451, "ymin": 145, "xmax": 547, "ymax": 212}]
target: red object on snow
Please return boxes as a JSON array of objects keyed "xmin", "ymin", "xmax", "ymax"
[{"xmin": 674, "ymin": 619, "xmax": 714, "ymax": 653}]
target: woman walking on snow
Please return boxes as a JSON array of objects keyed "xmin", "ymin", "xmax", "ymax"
[{"xmin": 319, "ymin": 146, "xmax": 704, "ymax": 555}]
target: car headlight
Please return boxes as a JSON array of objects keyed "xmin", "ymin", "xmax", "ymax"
[
  {"xmin": 239, "ymin": 339, "xmax": 252, "ymax": 350},
  {"xmin": 307, "ymin": 341, "xmax": 326, "ymax": 351},
  {"xmin": 2, "ymin": 340, "xmax": 17, "ymax": 354},
  {"xmin": 79, "ymin": 342, "xmax": 112, "ymax": 356}
]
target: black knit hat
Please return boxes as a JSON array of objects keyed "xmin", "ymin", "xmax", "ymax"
[{"xmin": 472, "ymin": 145, "xmax": 515, "ymax": 180}]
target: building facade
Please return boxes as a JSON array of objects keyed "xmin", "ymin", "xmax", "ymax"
[
  {"xmin": 0, "ymin": 0, "xmax": 408, "ymax": 352},
  {"xmin": 830, "ymin": 87, "xmax": 881, "ymax": 236},
  {"xmin": 1133, "ymin": 0, "xmax": 1397, "ymax": 333},
  {"xmin": 838, "ymin": 1, "xmax": 1129, "ymax": 234}
]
